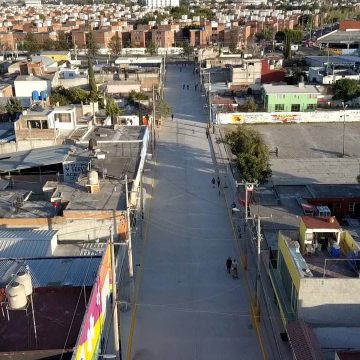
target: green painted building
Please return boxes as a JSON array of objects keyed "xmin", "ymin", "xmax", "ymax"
[{"xmin": 263, "ymin": 84, "xmax": 319, "ymax": 112}]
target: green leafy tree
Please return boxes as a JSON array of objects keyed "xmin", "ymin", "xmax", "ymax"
[
  {"xmin": 237, "ymin": 98, "xmax": 258, "ymax": 112},
  {"xmin": 155, "ymin": 98, "xmax": 171, "ymax": 119},
  {"xmin": 224, "ymin": 127, "xmax": 271, "ymax": 183},
  {"xmin": 255, "ymin": 28, "xmax": 274, "ymax": 43},
  {"xmin": 50, "ymin": 86, "xmax": 91, "ymax": 106},
  {"xmin": 275, "ymin": 31, "xmax": 285, "ymax": 42},
  {"xmin": 180, "ymin": 41, "xmax": 194, "ymax": 58},
  {"xmin": 42, "ymin": 38, "xmax": 55, "ymax": 51},
  {"xmin": 146, "ymin": 41, "xmax": 157, "ymax": 56},
  {"xmin": 105, "ymin": 96, "xmax": 122, "ymax": 119},
  {"xmin": 23, "ymin": 33, "xmax": 41, "ymax": 53},
  {"xmin": 229, "ymin": 28, "xmax": 239, "ymax": 53},
  {"xmin": 128, "ymin": 90, "xmax": 149, "ymax": 103},
  {"xmin": 5, "ymin": 98, "xmax": 23, "ymax": 120},
  {"xmin": 55, "ymin": 31, "xmax": 71, "ymax": 51},
  {"xmin": 86, "ymin": 30, "xmax": 98, "ymax": 58},
  {"xmin": 108, "ymin": 32, "xmax": 122, "ymax": 57},
  {"xmin": 332, "ymin": 79, "xmax": 360, "ymax": 103},
  {"xmin": 88, "ymin": 58, "xmax": 98, "ymax": 101}
]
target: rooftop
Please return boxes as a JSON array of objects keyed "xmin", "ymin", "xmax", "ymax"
[
  {"xmin": 222, "ymin": 123, "xmax": 360, "ymax": 185},
  {"xmin": 15, "ymin": 74, "xmax": 54, "ymax": 81},
  {"xmin": 0, "ymin": 286, "xmax": 91, "ymax": 354},
  {"xmin": 0, "ymin": 229, "xmax": 56, "ymax": 258},
  {"xmin": 262, "ymin": 83, "xmax": 319, "ymax": 94},
  {"xmin": 301, "ymin": 216, "xmax": 340, "ymax": 230},
  {"xmin": 114, "ymin": 56, "xmax": 163, "ymax": 65},
  {"xmin": 0, "ymin": 256, "xmax": 101, "ymax": 288},
  {"xmin": 0, "ymin": 145, "xmax": 74, "ymax": 173},
  {"xmin": 318, "ymin": 30, "xmax": 360, "ymax": 43}
]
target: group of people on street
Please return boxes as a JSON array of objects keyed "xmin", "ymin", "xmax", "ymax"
[
  {"xmin": 226, "ymin": 257, "xmax": 238, "ymax": 279},
  {"xmin": 182, "ymin": 83, "xmax": 199, "ymax": 91}
]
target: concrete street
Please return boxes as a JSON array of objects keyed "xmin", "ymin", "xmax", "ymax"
[{"xmin": 125, "ymin": 63, "xmax": 263, "ymax": 359}]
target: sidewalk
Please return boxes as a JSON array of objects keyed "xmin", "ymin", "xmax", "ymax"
[{"xmin": 208, "ymin": 124, "xmax": 292, "ymax": 360}]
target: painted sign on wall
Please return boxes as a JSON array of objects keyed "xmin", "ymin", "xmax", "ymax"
[
  {"xmin": 63, "ymin": 161, "xmax": 89, "ymax": 183},
  {"xmin": 73, "ymin": 245, "xmax": 111, "ymax": 360},
  {"xmin": 217, "ymin": 109, "xmax": 360, "ymax": 125}
]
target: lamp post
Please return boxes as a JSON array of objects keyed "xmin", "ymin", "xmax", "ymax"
[{"xmin": 341, "ymin": 102, "xmax": 348, "ymax": 157}]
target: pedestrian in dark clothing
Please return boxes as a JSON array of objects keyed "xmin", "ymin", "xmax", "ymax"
[
  {"xmin": 187, "ymin": 84, "xmax": 189, "ymax": 90},
  {"xmin": 275, "ymin": 147, "xmax": 279, "ymax": 157},
  {"xmin": 217, "ymin": 176, "xmax": 220, "ymax": 188},
  {"xmin": 206, "ymin": 128, "xmax": 209, "ymax": 139},
  {"xmin": 211, "ymin": 177, "xmax": 216, "ymax": 187},
  {"xmin": 195, "ymin": 84, "xmax": 198, "ymax": 91},
  {"xmin": 171, "ymin": 113, "xmax": 174, "ymax": 121},
  {"xmin": 226, "ymin": 257, "xmax": 232, "ymax": 274},
  {"xmin": 183, "ymin": 84, "xmax": 185, "ymax": 89}
]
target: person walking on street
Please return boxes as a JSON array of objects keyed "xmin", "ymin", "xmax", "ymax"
[
  {"xmin": 211, "ymin": 177, "xmax": 216, "ymax": 187},
  {"xmin": 206, "ymin": 128, "xmax": 209, "ymax": 139},
  {"xmin": 217, "ymin": 176, "xmax": 220, "ymax": 188},
  {"xmin": 187, "ymin": 84, "xmax": 189, "ymax": 90},
  {"xmin": 171, "ymin": 113, "xmax": 174, "ymax": 121},
  {"xmin": 226, "ymin": 257, "xmax": 232, "ymax": 274},
  {"xmin": 231, "ymin": 259, "xmax": 238, "ymax": 279},
  {"xmin": 183, "ymin": 84, "xmax": 185, "ymax": 90}
]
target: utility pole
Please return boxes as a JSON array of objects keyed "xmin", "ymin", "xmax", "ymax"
[
  {"xmin": 254, "ymin": 215, "xmax": 271, "ymax": 323},
  {"xmin": 109, "ymin": 227, "xmax": 122, "ymax": 360},
  {"xmin": 207, "ymin": 71, "xmax": 212, "ymax": 129},
  {"xmin": 125, "ymin": 174, "xmax": 134, "ymax": 277}
]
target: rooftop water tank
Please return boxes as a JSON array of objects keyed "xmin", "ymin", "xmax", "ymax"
[
  {"xmin": 6, "ymin": 282, "xmax": 27, "ymax": 309},
  {"xmin": 88, "ymin": 170, "xmax": 99, "ymax": 185},
  {"xmin": 32, "ymin": 90, "xmax": 39, "ymax": 101},
  {"xmin": 15, "ymin": 271, "xmax": 33, "ymax": 296}
]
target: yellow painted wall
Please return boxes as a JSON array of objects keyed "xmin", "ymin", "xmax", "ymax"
[
  {"xmin": 340, "ymin": 231, "xmax": 360, "ymax": 255},
  {"xmin": 299, "ymin": 219, "xmax": 306, "ymax": 252},
  {"xmin": 278, "ymin": 232, "xmax": 301, "ymax": 291},
  {"xmin": 42, "ymin": 53, "xmax": 70, "ymax": 62}
]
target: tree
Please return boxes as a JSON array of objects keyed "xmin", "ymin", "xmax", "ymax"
[
  {"xmin": 229, "ymin": 28, "xmax": 239, "ymax": 53},
  {"xmin": 146, "ymin": 41, "xmax": 157, "ymax": 56},
  {"xmin": 55, "ymin": 31, "xmax": 71, "ymax": 51},
  {"xmin": 332, "ymin": 79, "xmax": 360, "ymax": 103},
  {"xmin": 255, "ymin": 28, "xmax": 273, "ymax": 43},
  {"xmin": 155, "ymin": 98, "xmax": 171, "ymax": 119},
  {"xmin": 5, "ymin": 98, "xmax": 23, "ymax": 120},
  {"xmin": 108, "ymin": 32, "xmax": 122, "ymax": 57},
  {"xmin": 88, "ymin": 57, "xmax": 98, "ymax": 101},
  {"xmin": 275, "ymin": 31, "xmax": 285, "ymax": 42},
  {"xmin": 180, "ymin": 41, "xmax": 194, "ymax": 58},
  {"xmin": 86, "ymin": 30, "xmax": 98, "ymax": 58},
  {"xmin": 42, "ymin": 38, "xmax": 55, "ymax": 51},
  {"xmin": 223, "ymin": 127, "xmax": 271, "ymax": 183},
  {"xmin": 128, "ymin": 90, "xmax": 149, "ymax": 103},
  {"xmin": 23, "ymin": 33, "xmax": 41, "ymax": 53},
  {"xmin": 105, "ymin": 96, "xmax": 122, "ymax": 119},
  {"xmin": 237, "ymin": 98, "xmax": 258, "ymax": 112}
]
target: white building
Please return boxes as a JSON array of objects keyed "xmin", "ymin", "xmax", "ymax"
[
  {"xmin": 14, "ymin": 74, "xmax": 57, "ymax": 98},
  {"xmin": 24, "ymin": 0, "xmax": 42, "ymax": 6},
  {"xmin": 146, "ymin": 0, "xmax": 179, "ymax": 8}
]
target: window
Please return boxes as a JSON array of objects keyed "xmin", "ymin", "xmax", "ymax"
[
  {"xmin": 55, "ymin": 113, "xmax": 71, "ymax": 123},
  {"xmin": 307, "ymin": 104, "xmax": 316, "ymax": 110},
  {"xmin": 275, "ymin": 104, "xmax": 284, "ymax": 111},
  {"xmin": 291, "ymin": 104, "xmax": 300, "ymax": 112}
]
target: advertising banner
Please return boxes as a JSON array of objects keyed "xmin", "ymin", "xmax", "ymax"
[{"xmin": 73, "ymin": 246, "xmax": 111, "ymax": 360}]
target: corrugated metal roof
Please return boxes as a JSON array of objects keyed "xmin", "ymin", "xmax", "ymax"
[
  {"xmin": 0, "ymin": 145, "xmax": 74, "ymax": 172},
  {"xmin": 0, "ymin": 229, "xmax": 57, "ymax": 258},
  {"xmin": 0, "ymin": 257, "xmax": 101, "ymax": 288},
  {"xmin": 0, "ymin": 229, "xmax": 57, "ymax": 241},
  {"xmin": 0, "ymin": 239, "xmax": 50, "ymax": 258}
]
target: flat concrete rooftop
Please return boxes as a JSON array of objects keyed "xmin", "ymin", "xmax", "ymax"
[
  {"xmin": 80, "ymin": 125, "xmax": 146, "ymax": 143},
  {"xmin": 222, "ymin": 123, "xmax": 360, "ymax": 185}
]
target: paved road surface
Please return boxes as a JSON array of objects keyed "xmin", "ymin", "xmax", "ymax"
[{"xmin": 126, "ymin": 63, "xmax": 263, "ymax": 360}]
